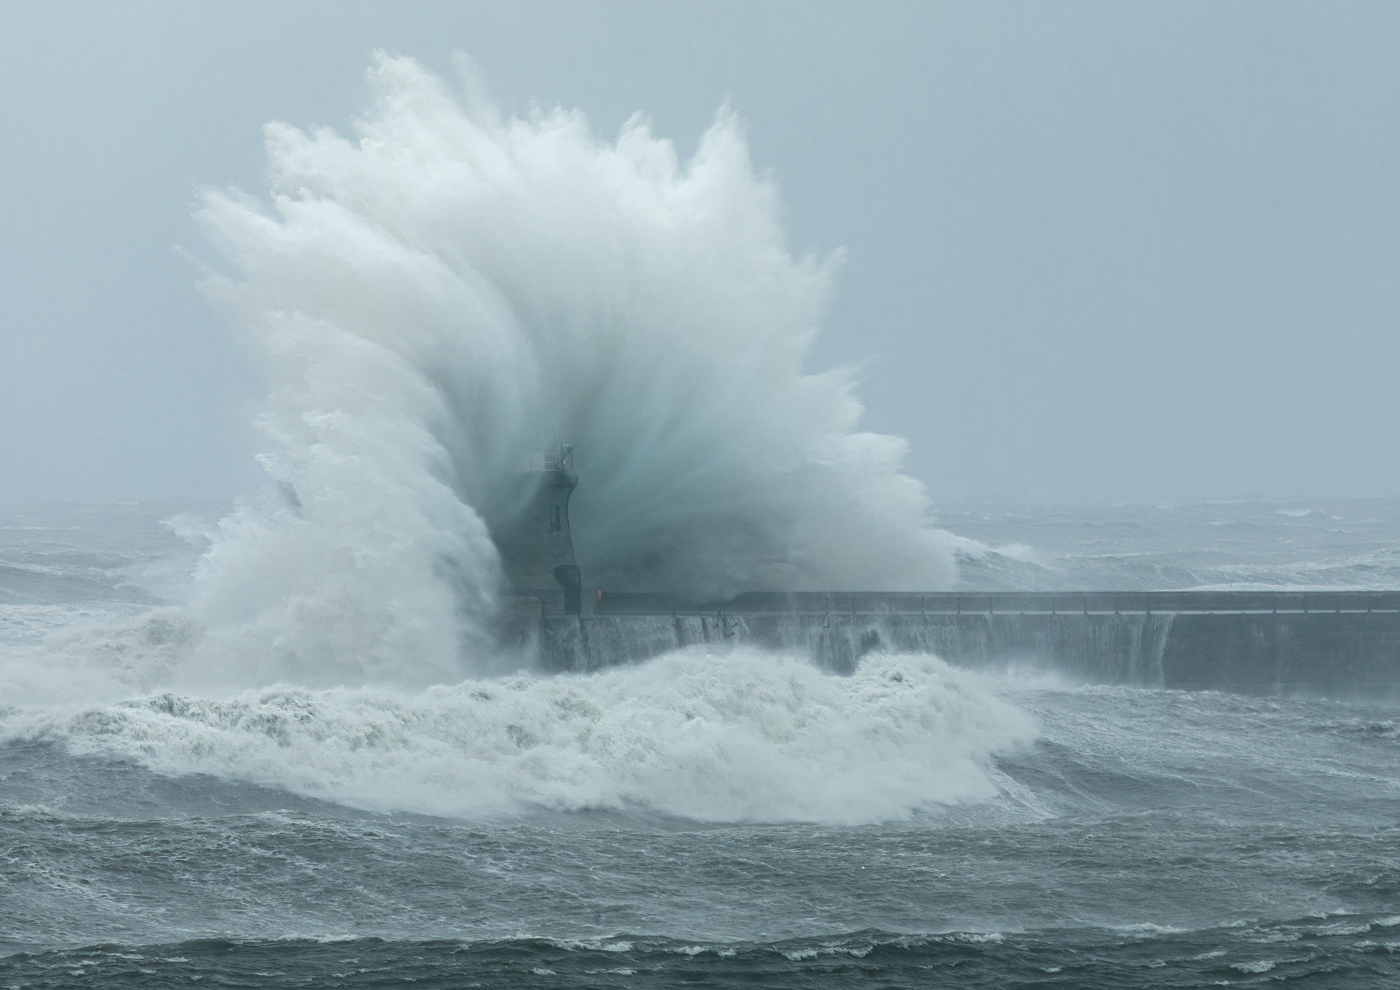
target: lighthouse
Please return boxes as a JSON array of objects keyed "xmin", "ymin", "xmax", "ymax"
[{"xmin": 493, "ymin": 445, "xmax": 582, "ymax": 616}]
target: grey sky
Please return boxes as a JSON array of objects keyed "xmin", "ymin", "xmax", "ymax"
[{"xmin": 2, "ymin": 1, "xmax": 1397, "ymax": 505}]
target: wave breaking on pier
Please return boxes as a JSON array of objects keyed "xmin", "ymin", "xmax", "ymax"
[{"xmin": 188, "ymin": 53, "xmax": 954, "ymax": 684}]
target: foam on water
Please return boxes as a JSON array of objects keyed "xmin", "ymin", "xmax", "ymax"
[
  {"xmin": 0, "ymin": 607, "xmax": 191, "ymax": 705},
  {"xmin": 0, "ymin": 648, "xmax": 1036, "ymax": 824},
  {"xmin": 179, "ymin": 52, "xmax": 955, "ymax": 689}
]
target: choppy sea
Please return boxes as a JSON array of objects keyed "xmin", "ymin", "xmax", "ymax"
[{"xmin": 3, "ymin": 498, "xmax": 1400, "ymax": 988}]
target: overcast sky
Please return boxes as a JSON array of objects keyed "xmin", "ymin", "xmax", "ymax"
[{"xmin": 2, "ymin": 0, "xmax": 1398, "ymax": 505}]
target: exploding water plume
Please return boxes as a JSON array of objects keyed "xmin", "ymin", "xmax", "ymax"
[{"xmin": 191, "ymin": 53, "xmax": 955, "ymax": 686}]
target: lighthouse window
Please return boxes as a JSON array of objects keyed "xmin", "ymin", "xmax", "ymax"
[{"xmin": 550, "ymin": 505, "xmax": 561, "ymax": 532}]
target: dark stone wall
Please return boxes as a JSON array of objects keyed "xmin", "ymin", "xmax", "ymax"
[{"xmin": 1160, "ymin": 612, "xmax": 1400, "ymax": 697}]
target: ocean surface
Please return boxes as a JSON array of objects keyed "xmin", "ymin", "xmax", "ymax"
[{"xmin": 3, "ymin": 499, "xmax": 1400, "ymax": 988}]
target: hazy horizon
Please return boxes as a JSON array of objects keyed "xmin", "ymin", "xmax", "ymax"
[{"xmin": 3, "ymin": 1, "xmax": 1398, "ymax": 506}]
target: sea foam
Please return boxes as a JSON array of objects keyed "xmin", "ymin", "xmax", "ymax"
[{"xmin": 2, "ymin": 649, "xmax": 1035, "ymax": 824}]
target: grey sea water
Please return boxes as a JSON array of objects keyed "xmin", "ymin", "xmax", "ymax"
[
  {"xmin": 3, "ymin": 499, "xmax": 1400, "ymax": 988},
  {"xmin": 945, "ymin": 497, "xmax": 1400, "ymax": 592}
]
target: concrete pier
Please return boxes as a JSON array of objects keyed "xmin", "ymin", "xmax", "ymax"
[{"xmin": 521, "ymin": 590, "xmax": 1400, "ymax": 698}]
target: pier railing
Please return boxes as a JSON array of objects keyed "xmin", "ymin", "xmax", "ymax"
[{"xmin": 594, "ymin": 590, "xmax": 1400, "ymax": 616}]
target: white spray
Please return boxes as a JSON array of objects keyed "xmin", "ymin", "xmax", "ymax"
[
  {"xmin": 4, "ymin": 649, "xmax": 1035, "ymax": 825},
  {"xmin": 186, "ymin": 53, "xmax": 956, "ymax": 688}
]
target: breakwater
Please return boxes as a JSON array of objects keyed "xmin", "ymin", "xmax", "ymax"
[{"xmin": 519, "ymin": 591, "xmax": 1400, "ymax": 698}]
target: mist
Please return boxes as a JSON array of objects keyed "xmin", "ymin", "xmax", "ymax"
[{"xmin": 2, "ymin": 1, "xmax": 1399, "ymax": 506}]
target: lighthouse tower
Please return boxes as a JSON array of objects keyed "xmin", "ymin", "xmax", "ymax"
[{"xmin": 494, "ymin": 445, "xmax": 582, "ymax": 616}]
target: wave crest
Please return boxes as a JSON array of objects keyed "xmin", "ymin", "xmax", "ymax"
[{"xmin": 6, "ymin": 649, "xmax": 1034, "ymax": 824}]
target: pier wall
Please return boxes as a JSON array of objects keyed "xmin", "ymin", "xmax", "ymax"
[{"xmin": 518, "ymin": 591, "xmax": 1400, "ymax": 698}]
